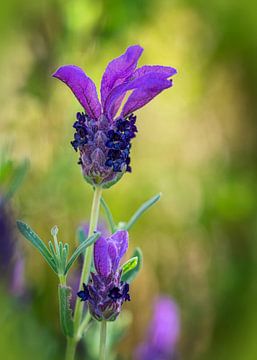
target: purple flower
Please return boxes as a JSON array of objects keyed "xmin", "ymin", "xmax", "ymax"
[
  {"xmin": 52, "ymin": 45, "xmax": 177, "ymax": 187},
  {"xmin": 135, "ymin": 297, "xmax": 180, "ymax": 360},
  {"xmin": 77, "ymin": 230, "xmax": 130, "ymax": 321},
  {"xmin": 68, "ymin": 220, "xmax": 109, "ymax": 309},
  {"xmin": 0, "ymin": 196, "xmax": 26, "ymax": 298}
]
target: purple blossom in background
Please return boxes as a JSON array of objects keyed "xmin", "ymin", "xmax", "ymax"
[
  {"xmin": 53, "ymin": 45, "xmax": 177, "ymax": 187},
  {"xmin": 135, "ymin": 297, "xmax": 180, "ymax": 360},
  {"xmin": 0, "ymin": 196, "xmax": 26, "ymax": 297},
  {"xmin": 10, "ymin": 252, "xmax": 26, "ymax": 297},
  {"xmin": 77, "ymin": 230, "xmax": 130, "ymax": 321},
  {"xmin": 82, "ymin": 220, "xmax": 109, "ymax": 239}
]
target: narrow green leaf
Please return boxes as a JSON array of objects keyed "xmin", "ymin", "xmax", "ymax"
[
  {"xmin": 4, "ymin": 160, "xmax": 29, "ymax": 201},
  {"xmin": 17, "ymin": 221, "xmax": 57, "ymax": 273},
  {"xmin": 125, "ymin": 193, "xmax": 161, "ymax": 231},
  {"xmin": 77, "ymin": 226, "xmax": 87, "ymax": 245},
  {"xmin": 121, "ymin": 248, "xmax": 143, "ymax": 283},
  {"xmin": 48, "ymin": 241, "xmax": 57, "ymax": 258},
  {"xmin": 61, "ymin": 247, "xmax": 68, "ymax": 275},
  {"xmin": 121, "ymin": 257, "xmax": 138, "ymax": 277},
  {"xmin": 64, "ymin": 232, "xmax": 100, "ymax": 275},
  {"xmin": 100, "ymin": 197, "xmax": 116, "ymax": 233},
  {"xmin": 58, "ymin": 285, "xmax": 74, "ymax": 337}
]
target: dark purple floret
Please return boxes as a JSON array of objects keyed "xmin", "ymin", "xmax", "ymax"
[
  {"xmin": 77, "ymin": 283, "xmax": 90, "ymax": 301},
  {"xmin": 77, "ymin": 230, "xmax": 131, "ymax": 321},
  {"xmin": 108, "ymin": 286, "xmax": 123, "ymax": 300},
  {"xmin": 52, "ymin": 45, "xmax": 177, "ymax": 187}
]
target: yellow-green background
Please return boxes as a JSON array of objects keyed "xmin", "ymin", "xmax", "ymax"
[{"xmin": 0, "ymin": 0, "xmax": 257, "ymax": 359}]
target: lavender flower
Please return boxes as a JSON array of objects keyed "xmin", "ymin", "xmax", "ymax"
[
  {"xmin": 77, "ymin": 230, "xmax": 130, "ymax": 321},
  {"xmin": 68, "ymin": 220, "xmax": 109, "ymax": 309},
  {"xmin": 0, "ymin": 196, "xmax": 26, "ymax": 297},
  {"xmin": 53, "ymin": 45, "xmax": 177, "ymax": 187},
  {"xmin": 135, "ymin": 297, "xmax": 180, "ymax": 360}
]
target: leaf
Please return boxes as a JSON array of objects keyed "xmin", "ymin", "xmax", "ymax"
[
  {"xmin": 58, "ymin": 285, "xmax": 74, "ymax": 337},
  {"xmin": 121, "ymin": 257, "xmax": 138, "ymax": 277},
  {"xmin": 77, "ymin": 226, "xmax": 87, "ymax": 245},
  {"xmin": 64, "ymin": 231, "xmax": 100, "ymax": 275},
  {"xmin": 126, "ymin": 193, "xmax": 161, "ymax": 230},
  {"xmin": 5, "ymin": 160, "xmax": 29, "ymax": 201},
  {"xmin": 17, "ymin": 221, "xmax": 57, "ymax": 273},
  {"xmin": 100, "ymin": 197, "xmax": 116, "ymax": 233},
  {"xmin": 121, "ymin": 247, "xmax": 143, "ymax": 283}
]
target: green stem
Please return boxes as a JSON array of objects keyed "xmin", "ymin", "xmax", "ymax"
[
  {"xmin": 99, "ymin": 321, "xmax": 107, "ymax": 360},
  {"xmin": 65, "ymin": 186, "xmax": 102, "ymax": 360},
  {"xmin": 59, "ymin": 274, "xmax": 66, "ymax": 286},
  {"xmin": 65, "ymin": 337, "xmax": 76, "ymax": 360},
  {"xmin": 77, "ymin": 311, "xmax": 91, "ymax": 339}
]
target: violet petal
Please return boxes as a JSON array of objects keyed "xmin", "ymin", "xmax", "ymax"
[
  {"xmin": 121, "ymin": 76, "xmax": 172, "ymax": 117},
  {"xmin": 132, "ymin": 65, "xmax": 177, "ymax": 80},
  {"xmin": 94, "ymin": 236, "xmax": 111, "ymax": 276},
  {"xmin": 101, "ymin": 45, "xmax": 143, "ymax": 109},
  {"xmin": 105, "ymin": 73, "xmax": 172, "ymax": 120},
  {"xmin": 52, "ymin": 65, "xmax": 101, "ymax": 119},
  {"xmin": 108, "ymin": 241, "xmax": 119, "ymax": 271},
  {"xmin": 108, "ymin": 230, "xmax": 128, "ymax": 267}
]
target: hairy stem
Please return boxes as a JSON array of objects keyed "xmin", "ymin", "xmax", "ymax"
[
  {"xmin": 99, "ymin": 321, "xmax": 107, "ymax": 360},
  {"xmin": 65, "ymin": 186, "xmax": 102, "ymax": 360}
]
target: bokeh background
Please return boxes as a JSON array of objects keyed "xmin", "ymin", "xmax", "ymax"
[{"xmin": 0, "ymin": 0, "xmax": 257, "ymax": 359}]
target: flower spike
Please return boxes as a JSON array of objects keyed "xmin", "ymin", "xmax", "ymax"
[
  {"xmin": 77, "ymin": 230, "xmax": 130, "ymax": 321},
  {"xmin": 53, "ymin": 46, "xmax": 177, "ymax": 188}
]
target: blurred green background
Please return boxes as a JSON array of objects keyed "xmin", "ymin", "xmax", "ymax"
[{"xmin": 0, "ymin": 0, "xmax": 257, "ymax": 359}]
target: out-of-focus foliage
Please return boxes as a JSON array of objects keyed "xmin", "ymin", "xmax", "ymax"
[{"xmin": 0, "ymin": 0, "xmax": 256, "ymax": 359}]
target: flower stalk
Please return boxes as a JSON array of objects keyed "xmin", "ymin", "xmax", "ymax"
[
  {"xmin": 99, "ymin": 321, "xmax": 107, "ymax": 360},
  {"xmin": 67, "ymin": 186, "xmax": 102, "ymax": 358},
  {"xmin": 65, "ymin": 337, "xmax": 76, "ymax": 360}
]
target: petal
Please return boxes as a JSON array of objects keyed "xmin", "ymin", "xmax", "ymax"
[
  {"xmin": 94, "ymin": 236, "xmax": 111, "ymax": 277},
  {"xmin": 105, "ymin": 73, "xmax": 173, "ymax": 120},
  {"xmin": 121, "ymin": 76, "xmax": 173, "ymax": 117},
  {"xmin": 132, "ymin": 65, "xmax": 177, "ymax": 79},
  {"xmin": 108, "ymin": 242, "xmax": 118, "ymax": 271},
  {"xmin": 101, "ymin": 45, "xmax": 143, "ymax": 108},
  {"xmin": 52, "ymin": 65, "xmax": 101, "ymax": 119},
  {"xmin": 108, "ymin": 230, "xmax": 129, "ymax": 266}
]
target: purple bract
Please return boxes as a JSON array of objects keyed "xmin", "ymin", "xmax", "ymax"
[
  {"xmin": 52, "ymin": 45, "xmax": 177, "ymax": 187},
  {"xmin": 77, "ymin": 230, "xmax": 130, "ymax": 321}
]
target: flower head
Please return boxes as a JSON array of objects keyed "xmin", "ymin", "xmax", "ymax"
[
  {"xmin": 52, "ymin": 45, "xmax": 177, "ymax": 187},
  {"xmin": 77, "ymin": 230, "xmax": 130, "ymax": 321},
  {"xmin": 135, "ymin": 297, "xmax": 180, "ymax": 360}
]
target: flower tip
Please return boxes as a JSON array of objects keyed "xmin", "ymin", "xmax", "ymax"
[
  {"xmin": 52, "ymin": 66, "xmax": 64, "ymax": 79},
  {"xmin": 51, "ymin": 65, "xmax": 75, "ymax": 79},
  {"xmin": 125, "ymin": 44, "xmax": 144, "ymax": 58}
]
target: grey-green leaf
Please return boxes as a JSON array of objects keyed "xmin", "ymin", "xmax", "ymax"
[
  {"xmin": 121, "ymin": 247, "xmax": 143, "ymax": 283},
  {"xmin": 125, "ymin": 193, "xmax": 161, "ymax": 231},
  {"xmin": 121, "ymin": 256, "xmax": 138, "ymax": 277},
  {"xmin": 58, "ymin": 285, "xmax": 74, "ymax": 337},
  {"xmin": 100, "ymin": 197, "xmax": 116, "ymax": 233},
  {"xmin": 77, "ymin": 226, "xmax": 87, "ymax": 245},
  {"xmin": 17, "ymin": 220, "xmax": 57, "ymax": 273},
  {"xmin": 64, "ymin": 231, "xmax": 100, "ymax": 275}
]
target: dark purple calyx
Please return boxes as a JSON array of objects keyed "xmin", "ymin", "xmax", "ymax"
[{"xmin": 71, "ymin": 112, "xmax": 137, "ymax": 186}]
